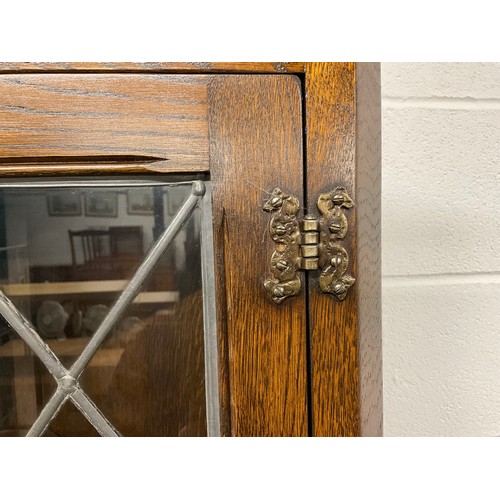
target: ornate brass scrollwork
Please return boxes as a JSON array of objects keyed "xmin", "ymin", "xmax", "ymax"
[
  {"xmin": 262, "ymin": 188, "xmax": 301, "ymax": 304},
  {"xmin": 317, "ymin": 186, "xmax": 355, "ymax": 300},
  {"xmin": 262, "ymin": 186, "xmax": 355, "ymax": 304}
]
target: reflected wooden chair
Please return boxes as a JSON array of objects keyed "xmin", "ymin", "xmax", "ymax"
[
  {"xmin": 109, "ymin": 226, "xmax": 143, "ymax": 279},
  {"xmin": 68, "ymin": 227, "xmax": 144, "ymax": 281},
  {"xmin": 68, "ymin": 229, "xmax": 112, "ymax": 281}
]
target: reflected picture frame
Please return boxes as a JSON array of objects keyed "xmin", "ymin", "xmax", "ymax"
[
  {"xmin": 47, "ymin": 192, "xmax": 82, "ymax": 216},
  {"xmin": 84, "ymin": 192, "xmax": 118, "ymax": 217},
  {"xmin": 127, "ymin": 188, "xmax": 154, "ymax": 215}
]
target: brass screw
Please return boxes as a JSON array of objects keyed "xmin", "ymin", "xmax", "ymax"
[
  {"xmin": 332, "ymin": 194, "xmax": 345, "ymax": 205},
  {"xmin": 275, "ymin": 260, "xmax": 289, "ymax": 271},
  {"xmin": 331, "ymin": 254, "xmax": 343, "ymax": 267},
  {"xmin": 270, "ymin": 196, "xmax": 283, "ymax": 208},
  {"xmin": 274, "ymin": 224, "xmax": 287, "ymax": 236},
  {"xmin": 329, "ymin": 222, "xmax": 342, "ymax": 233}
]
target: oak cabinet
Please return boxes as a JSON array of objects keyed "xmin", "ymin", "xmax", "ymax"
[{"xmin": 0, "ymin": 62, "xmax": 381, "ymax": 436}]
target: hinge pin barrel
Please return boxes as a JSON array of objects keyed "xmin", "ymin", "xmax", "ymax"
[
  {"xmin": 301, "ymin": 232, "xmax": 319, "ymax": 245},
  {"xmin": 299, "ymin": 215, "xmax": 319, "ymax": 270},
  {"xmin": 301, "ymin": 245, "xmax": 319, "ymax": 258},
  {"xmin": 300, "ymin": 217, "xmax": 319, "ymax": 232}
]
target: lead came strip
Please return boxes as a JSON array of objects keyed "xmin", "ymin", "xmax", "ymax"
[
  {"xmin": 200, "ymin": 182, "xmax": 221, "ymax": 436},
  {"xmin": 69, "ymin": 181, "xmax": 205, "ymax": 379}
]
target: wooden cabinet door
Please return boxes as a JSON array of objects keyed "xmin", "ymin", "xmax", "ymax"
[
  {"xmin": 0, "ymin": 63, "xmax": 381, "ymax": 437},
  {"xmin": 0, "ymin": 72, "xmax": 308, "ymax": 437}
]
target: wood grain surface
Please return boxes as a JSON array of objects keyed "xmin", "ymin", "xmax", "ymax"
[
  {"xmin": 0, "ymin": 64, "xmax": 382, "ymax": 436},
  {"xmin": 305, "ymin": 63, "xmax": 382, "ymax": 436},
  {"xmin": 0, "ymin": 157, "xmax": 174, "ymax": 177},
  {"xmin": 0, "ymin": 74, "xmax": 210, "ymax": 171},
  {"xmin": 209, "ymin": 75, "xmax": 308, "ymax": 436},
  {"xmin": 0, "ymin": 62, "xmax": 305, "ymax": 74}
]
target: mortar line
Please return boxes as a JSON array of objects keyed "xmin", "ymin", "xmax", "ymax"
[
  {"xmin": 382, "ymin": 95, "xmax": 500, "ymax": 110},
  {"xmin": 383, "ymin": 271, "xmax": 500, "ymax": 287}
]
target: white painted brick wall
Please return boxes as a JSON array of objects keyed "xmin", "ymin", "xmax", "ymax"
[{"xmin": 381, "ymin": 63, "xmax": 500, "ymax": 436}]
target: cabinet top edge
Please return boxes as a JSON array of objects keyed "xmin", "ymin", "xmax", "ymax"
[{"xmin": 0, "ymin": 62, "xmax": 307, "ymax": 74}]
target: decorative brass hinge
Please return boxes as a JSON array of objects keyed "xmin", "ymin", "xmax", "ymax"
[{"xmin": 263, "ymin": 187, "xmax": 355, "ymax": 304}]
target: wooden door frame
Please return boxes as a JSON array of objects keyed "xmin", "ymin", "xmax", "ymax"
[{"xmin": 0, "ymin": 62, "xmax": 382, "ymax": 436}]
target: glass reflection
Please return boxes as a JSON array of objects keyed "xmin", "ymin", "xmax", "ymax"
[{"xmin": 0, "ymin": 180, "xmax": 208, "ymax": 436}]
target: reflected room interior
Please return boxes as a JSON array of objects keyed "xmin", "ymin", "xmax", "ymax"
[{"xmin": 0, "ymin": 180, "xmax": 208, "ymax": 436}]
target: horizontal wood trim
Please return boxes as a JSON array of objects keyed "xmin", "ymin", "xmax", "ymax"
[
  {"xmin": 0, "ymin": 74, "xmax": 210, "ymax": 171},
  {"xmin": 0, "ymin": 158, "xmax": 190, "ymax": 176},
  {"xmin": 0, "ymin": 62, "xmax": 306, "ymax": 74}
]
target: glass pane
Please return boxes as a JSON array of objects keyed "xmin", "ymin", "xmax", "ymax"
[
  {"xmin": 0, "ymin": 177, "xmax": 215, "ymax": 436},
  {"xmin": 0, "ymin": 341, "xmax": 50, "ymax": 436},
  {"xmin": 47, "ymin": 401, "xmax": 100, "ymax": 437}
]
